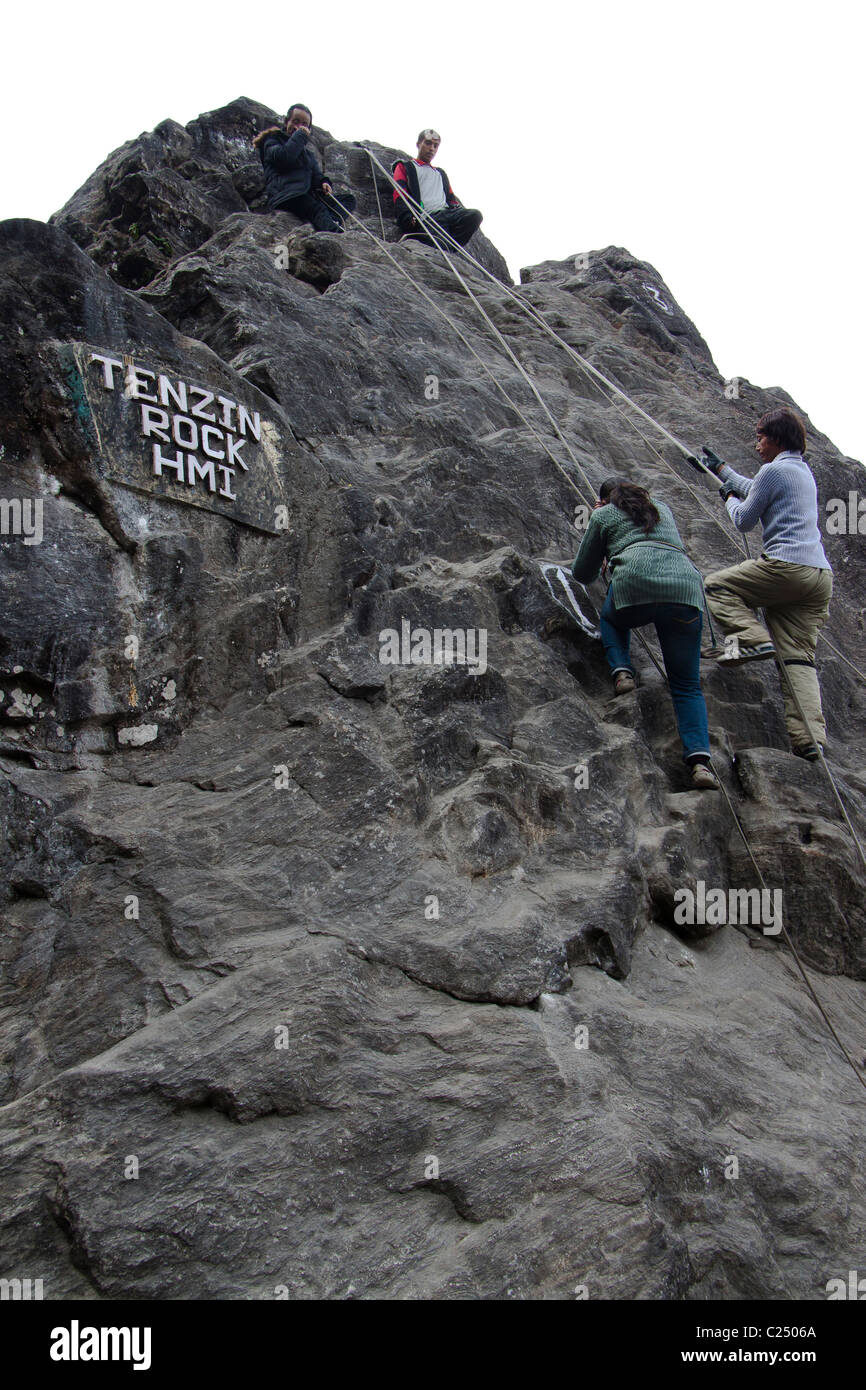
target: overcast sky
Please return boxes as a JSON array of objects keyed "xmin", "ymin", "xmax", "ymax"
[{"xmin": 4, "ymin": 0, "xmax": 863, "ymax": 461}]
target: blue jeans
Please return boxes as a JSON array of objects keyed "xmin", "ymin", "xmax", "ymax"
[{"xmin": 600, "ymin": 593, "xmax": 710, "ymax": 762}]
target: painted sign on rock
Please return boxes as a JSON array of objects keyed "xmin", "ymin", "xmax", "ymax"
[{"xmin": 63, "ymin": 343, "xmax": 292, "ymax": 534}]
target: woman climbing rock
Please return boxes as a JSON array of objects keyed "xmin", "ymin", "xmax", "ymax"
[{"xmin": 572, "ymin": 478, "xmax": 717, "ymax": 790}]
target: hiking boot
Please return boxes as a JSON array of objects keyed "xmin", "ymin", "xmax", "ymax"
[
  {"xmin": 793, "ymin": 743, "xmax": 823, "ymax": 762},
  {"xmin": 690, "ymin": 764, "xmax": 719, "ymax": 790},
  {"xmin": 613, "ymin": 671, "xmax": 636, "ymax": 695},
  {"xmin": 715, "ymin": 641, "xmax": 776, "ymax": 666}
]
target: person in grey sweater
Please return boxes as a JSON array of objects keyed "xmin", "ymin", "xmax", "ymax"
[{"xmin": 703, "ymin": 408, "xmax": 832, "ymax": 760}]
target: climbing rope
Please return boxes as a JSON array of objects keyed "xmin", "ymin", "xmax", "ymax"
[
  {"xmin": 362, "ymin": 149, "xmax": 697, "ymax": 451},
  {"xmin": 711, "ymin": 752, "xmax": 866, "ymax": 1096},
  {"xmin": 327, "ymin": 180, "xmax": 866, "ymax": 1095},
  {"xmin": 363, "ymin": 146, "xmax": 866, "ymax": 704},
  {"xmin": 351, "ymin": 160, "xmax": 866, "ymax": 686},
  {"xmin": 361, "ymin": 149, "xmax": 751, "ymax": 549},
  {"xmin": 367, "ymin": 159, "xmax": 387, "ymax": 242},
  {"xmin": 356, "ymin": 153, "xmax": 866, "ymax": 760},
  {"xmin": 365, "ymin": 157, "xmax": 603, "ymax": 504},
  {"xmin": 328, "ymin": 187, "xmax": 600, "ymax": 519},
  {"xmin": 328, "ymin": 192, "xmax": 592, "ymax": 507},
  {"xmin": 762, "ymin": 610, "xmax": 866, "ymax": 874}
]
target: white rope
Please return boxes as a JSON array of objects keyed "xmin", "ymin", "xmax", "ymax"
[
  {"xmin": 334, "ymin": 175, "xmax": 866, "ymax": 911},
  {"xmin": 363, "ymin": 146, "xmax": 865, "ymax": 688},
  {"xmin": 363, "ymin": 146, "xmax": 697, "ymax": 453},
  {"xmin": 334, "ymin": 173, "xmax": 866, "ymax": 1094},
  {"xmin": 711, "ymin": 751, "xmax": 866, "ymax": 1096},
  {"xmin": 368, "ymin": 160, "xmax": 387, "ymax": 242},
  {"xmin": 362, "ymin": 145, "xmax": 752, "ymax": 559},
  {"xmin": 362, "ymin": 152, "xmax": 601, "ymax": 504},
  {"xmin": 328, "ymin": 193, "xmax": 594, "ymax": 509}
]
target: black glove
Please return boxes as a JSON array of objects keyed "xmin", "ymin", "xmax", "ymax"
[
  {"xmin": 685, "ymin": 454, "xmax": 707, "ymax": 474},
  {"xmin": 719, "ymin": 486, "xmax": 737, "ymax": 503},
  {"xmin": 703, "ymin": 446, "xmax": 727, "ymax": 476}
]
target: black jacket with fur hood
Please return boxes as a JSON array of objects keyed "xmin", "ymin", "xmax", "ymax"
[{"xmin": 256, "ymin": 127, "xmax": 325, "ymax": 208}]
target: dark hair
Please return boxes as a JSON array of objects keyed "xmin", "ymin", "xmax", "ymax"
[
  {"xmin": 756, "ymin": 407, "xmax": 806, "ymax": 454},
  {"xmin": 286, "ymin": 103, "xmax": 312, "ymax": 125},
  {"xmin": 599, "ymin": 477, "xmax": 660, "ymax": 534}
]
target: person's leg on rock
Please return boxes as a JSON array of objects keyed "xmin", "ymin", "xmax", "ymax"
[
  {"xmin": 704, "ymin": 557, "xmax": 783, "ymax": 657},
  {"xmin": 276, "ymin": 193, "xmax": 342, "ymax": 232},
  {"xmin": 654, "ymin": 603, "xmax": 717, "ymax": 787},
  {"xmin": 308, "ymin": 198, "xmax": 343, "ymax": 232},
  {"xmin": 430, "ymin": 207, "xmax": 483, "ymax": 247},
  {"xmin": 600, "ymin": 590, "xmax": 636, "ymax": 692},
  {"xmin": 317, "ymin": 190, "xmax": 353, "ymax": 228},
  {"xmin": 763, "ymin": 567, "xmax": 832, "ymax": 754}
]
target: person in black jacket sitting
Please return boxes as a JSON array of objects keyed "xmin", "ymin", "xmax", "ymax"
[
  {"xmin": 253, "ymin": 104, "xmax": 344, "ymax": 232},
  {"xmin": 392, "ymin": 130, "xmax": 482, "ymax": 247}
]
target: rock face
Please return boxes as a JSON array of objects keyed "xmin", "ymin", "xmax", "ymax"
[{"xmin": 2, "ymin": 97, "xmax": 866, "ymax": 1300}]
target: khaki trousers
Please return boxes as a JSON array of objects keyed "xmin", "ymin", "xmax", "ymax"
[{"xmin": 704, "ymin": 556, "xmax": 832, "ymax": 748}]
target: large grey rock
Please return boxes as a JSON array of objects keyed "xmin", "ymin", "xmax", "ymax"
[
  {"xmin": 2, "ymin": 98, "xmax": 866, "ymax": 1300},
  {"xmin": 50, "ymin": 96, "xmax": 511, "ymax": 290}
]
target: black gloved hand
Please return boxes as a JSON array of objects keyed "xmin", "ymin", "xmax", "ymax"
[
  {"xmin": 719, "ymin": 486, "xmax": 736, "ymax": 503},
  {"xmin": 685, "ymin": 454, "xmax": 707, "ymax": 474},
  {"xmin": 703, "ymin": 446, "xmax": 727, "ymax": 476}
]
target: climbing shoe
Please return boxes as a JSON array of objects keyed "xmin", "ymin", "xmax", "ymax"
[
  {"xmin": 690, "ymin": 764, "xmax": 719, "ymax": 790},
  {"xmin": 715, "ymin": 641, "xmax": 776, "ymax": 666},
  {"xmin": 613, "ymin": 671, "xmax": 636, "ymax": 695}
]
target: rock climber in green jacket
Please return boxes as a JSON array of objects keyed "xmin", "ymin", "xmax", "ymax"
[{"xmin": 572, "ymin": 478, "xmax": 717, "ymax": 790}]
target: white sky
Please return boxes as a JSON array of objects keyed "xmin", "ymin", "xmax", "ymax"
[{"xmin": 4, "ymin": 0, "xmax": 864, "ymax": 461}]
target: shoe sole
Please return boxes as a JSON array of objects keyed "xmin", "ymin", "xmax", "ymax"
[{"xmin": 715, "ymin": 648, "xmax": 776, "ymax": 666}]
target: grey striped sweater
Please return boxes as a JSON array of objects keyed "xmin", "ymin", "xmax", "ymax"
[{"xmin": 720, "ymin": 451, "xmax": 830, "ymax": 568}]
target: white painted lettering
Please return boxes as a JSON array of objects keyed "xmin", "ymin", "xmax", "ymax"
[
  {"xmin": 201, "ymin": 425, "xmax": 226, "ymax": 460},
  {"xmin": 218, "ymin": 465, "xmax": 237, "ymax": 499},
  {"xmin": 187, "ymin": 454, "xmax": 217, "ymax": 492},
  {"xmin": 158, "ymin": 374, "xmax": 188, "ymax": 412},
  {"xmin": 152, "ymin": 442, "xmax": 187, "ymax": 484},
  {"xmin": 124, "ymin": 367, "xmax": 157, "ymax": 403},
  {"xmin": 218, "ymin": 395, "xmax": 238, "ymax": 430},
  {"xmin": 189, "ymin": 387, "xmax": 216, "ymax": 422},
  {"xmin": 140, "ymin": 404, "xmax": 170, "ymax": 441},
  {"xmin": 225, "ymin": 434, "xmax": 248, "ymax": 470},
  {"xmin": 89, "ymin": 353, "xmax": 123, "ymax": 389},
  {"xmin": 172, "ymin": 415, "xmax": 199, "ymax": 450},
  {"xmin": 238, "ymin": 405, "xmax": 261, "ymax": 441}
]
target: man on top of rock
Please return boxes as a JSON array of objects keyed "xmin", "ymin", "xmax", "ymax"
[
  {"xmin": 253, "ymin": 104, "xmax": 344, "ymax": 233},
  {"xmin": 702, "ymin": 408, "xmax": 833, "ymax": 761},
  {"xmin": 392, "ymin": 130, "xmax": 483, "ymax": 248}
]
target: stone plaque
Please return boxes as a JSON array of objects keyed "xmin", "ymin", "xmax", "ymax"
[{"xmin": 60, "ymin": 343, "xmax": 293, "ymax": 534}]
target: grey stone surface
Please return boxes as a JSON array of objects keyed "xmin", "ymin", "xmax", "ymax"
[{"xmin": 1, "ymin": 98, "xmax": 866, "ymax": 1300}]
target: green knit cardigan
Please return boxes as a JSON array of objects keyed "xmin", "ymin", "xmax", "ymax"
[{"xmin": 571, "ymin": 499, "xmax": 704, "ymax": 609}]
